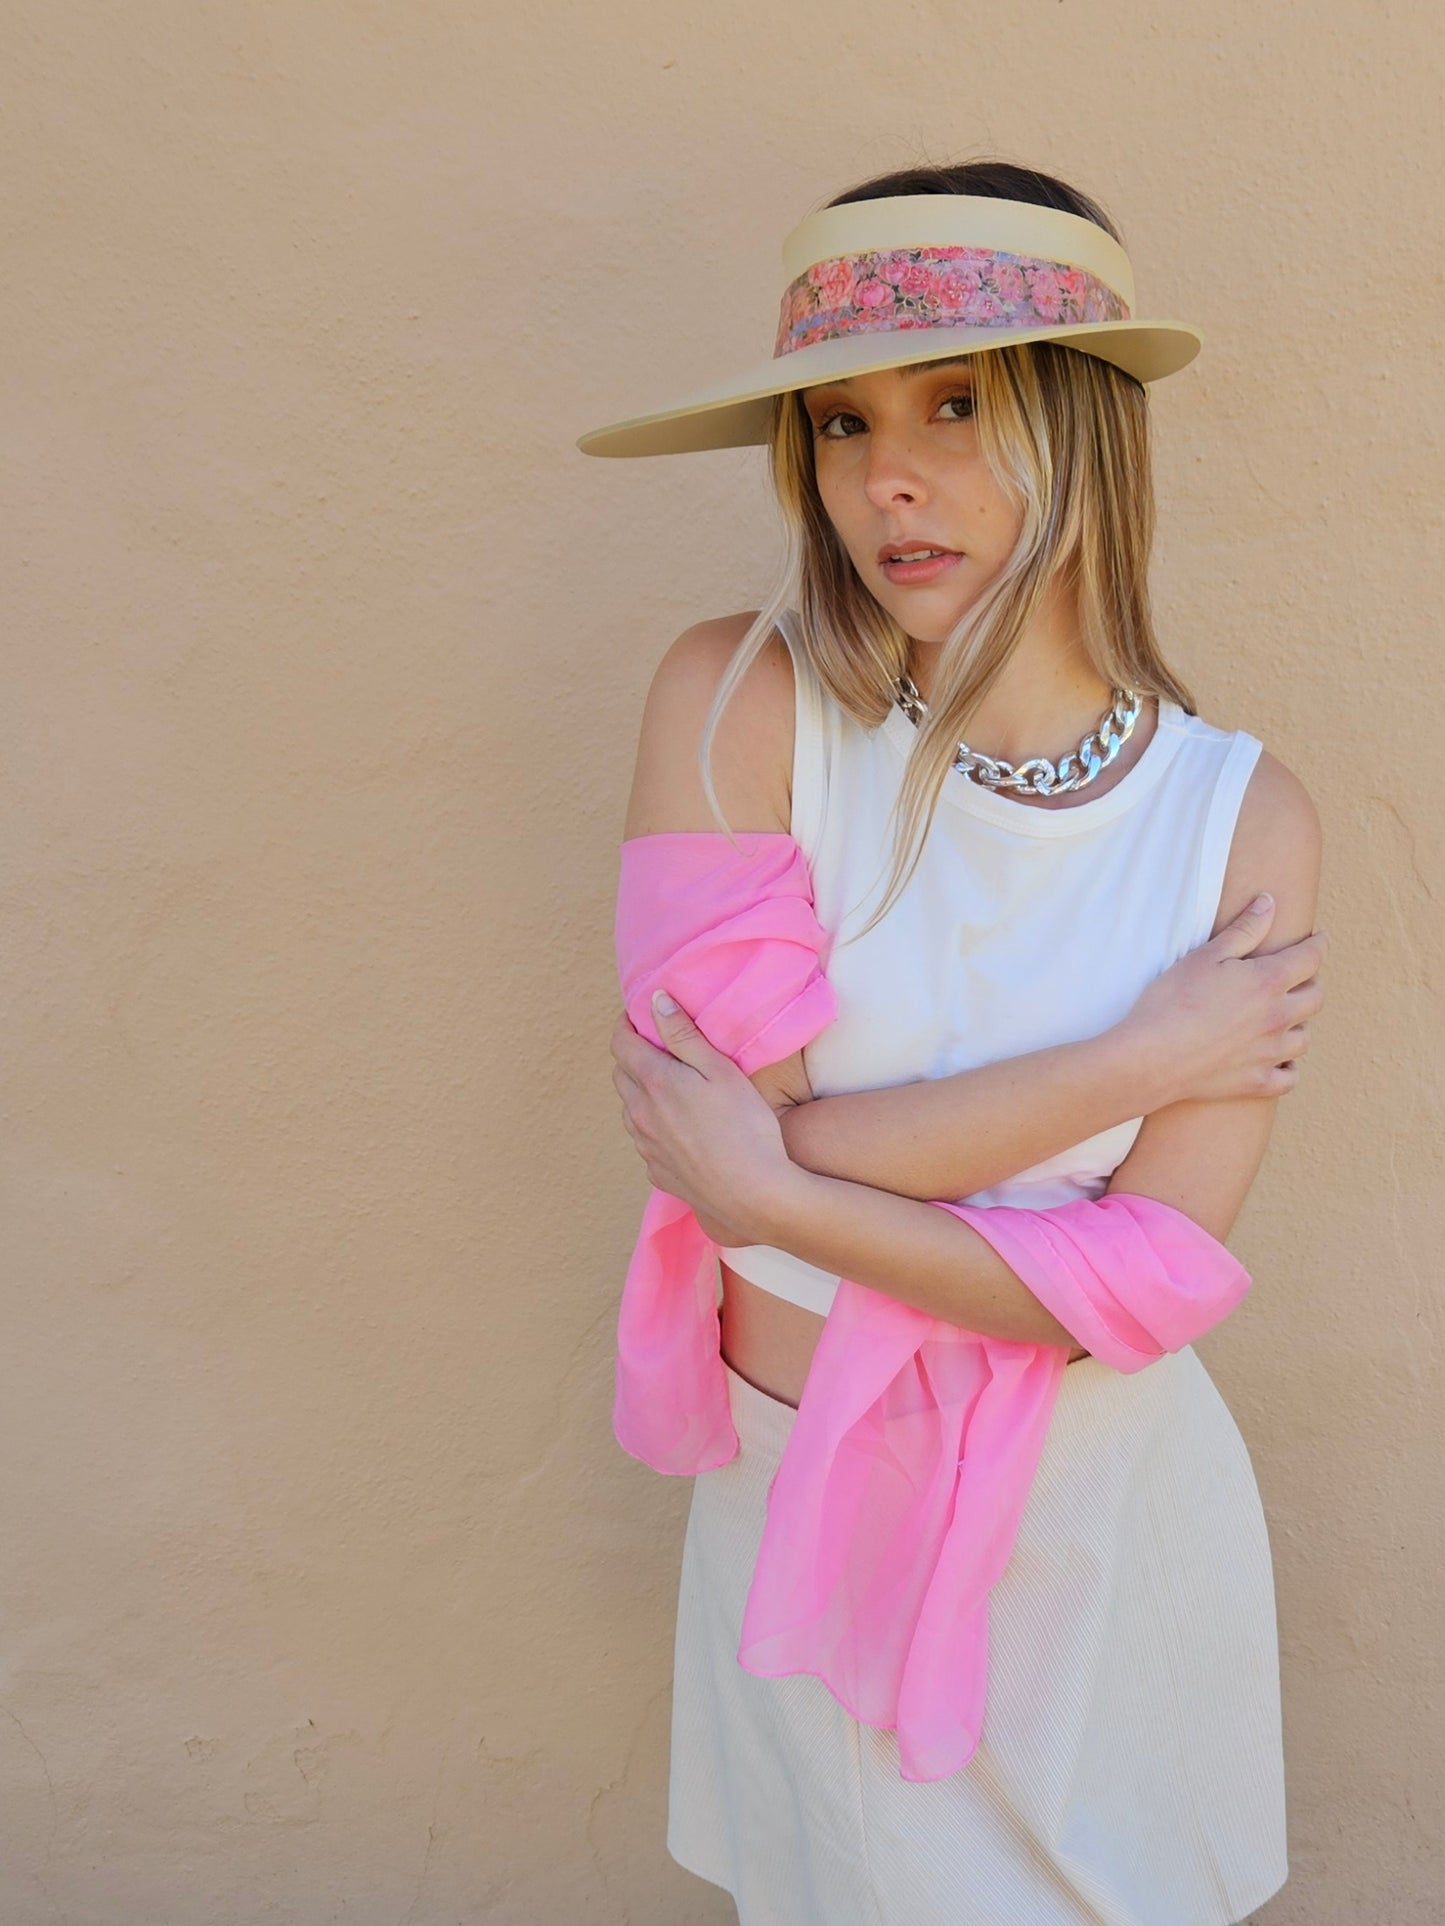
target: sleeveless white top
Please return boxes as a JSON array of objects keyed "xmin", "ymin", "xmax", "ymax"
[{"xmin": 718, "ymin": 608, "xmax": 1264, "ymax": 1316}]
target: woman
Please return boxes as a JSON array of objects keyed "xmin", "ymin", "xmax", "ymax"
[{"xmin": 586, "ymin": 160, "xmax": 1326, "ymax": 1925}]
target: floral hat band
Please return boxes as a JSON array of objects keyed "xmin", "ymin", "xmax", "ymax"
[
  {"xmin": 577, "ymin": 193, "xmax": 1201, "ymax": 459},
  {"xmin": 774, "ymin": 245, "xmax": 1131, "ymax": 357}
]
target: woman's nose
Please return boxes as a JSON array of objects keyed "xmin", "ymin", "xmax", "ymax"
[{"xmin": 861, "ymin": 431, "xmax": 927, "ymax": 509}]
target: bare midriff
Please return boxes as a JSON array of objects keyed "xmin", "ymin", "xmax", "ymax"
[{"xmin": 717, "ymin": 1260, "xmax": 824, "ymax": 1409}]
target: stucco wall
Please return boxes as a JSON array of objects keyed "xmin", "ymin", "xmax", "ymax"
[{"xmin": 1, "ymin": 3, "xmax": 1440, "ymax": 1921}]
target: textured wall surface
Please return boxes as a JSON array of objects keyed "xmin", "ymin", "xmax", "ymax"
[{"xmin": 1, "ymin": 2, "xmax": 1440, "ymax": 1921}]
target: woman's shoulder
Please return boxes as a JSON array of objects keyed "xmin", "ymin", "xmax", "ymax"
[
  {"xmin": 1161, "ymin": 702, "xmax": 1320, "ymax": 855},
  {"xmin": 1215, "ymin": 732, "xmax": 1323, "ymax": 946},
  {"xmin": 653, "ymin": 609, "xmax": 796, "ymax": 689},
  {"xmin": 620, "ymin": 611, "xmax": 797, "ymax": 839}
]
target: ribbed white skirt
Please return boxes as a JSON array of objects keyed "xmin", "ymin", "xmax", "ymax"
[{"xmin": 668, "ymin": 1351, "xmax": 1288, "ymax": 1925}]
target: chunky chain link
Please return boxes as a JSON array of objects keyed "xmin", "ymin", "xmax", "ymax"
[{"xmin": 892, "ymin": 677, "xmax": 1144, "ymax": 798}]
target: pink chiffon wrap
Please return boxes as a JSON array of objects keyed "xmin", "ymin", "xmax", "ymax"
[{"xmin": 614, "ymin": 829, "xmax": 1252, "ymax": 1783}]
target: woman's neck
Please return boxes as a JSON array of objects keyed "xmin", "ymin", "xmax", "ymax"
[{"xmin": 906, "ymin": 598, "xmax": 1118, "ymax": 769}]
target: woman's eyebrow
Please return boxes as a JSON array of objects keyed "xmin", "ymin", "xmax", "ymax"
[{"xmin": 809, "ymin": 355, "xmax": 977, "ymax": 395}]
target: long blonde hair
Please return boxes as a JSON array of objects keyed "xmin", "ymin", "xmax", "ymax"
[{"xmin": 695, "ymin": 166, "xmax": 1198, "ymax": 942}]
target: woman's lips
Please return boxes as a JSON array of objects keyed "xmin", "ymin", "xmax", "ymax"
[{"xmin": 879, "ymin": 550, "xmax": 962, "ymax": 586}]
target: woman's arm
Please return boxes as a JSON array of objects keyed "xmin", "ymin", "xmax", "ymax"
[
  {"xmin": 623, "ymin": 620, "xmax": 1321, "ymax": 1212},
  {"xmin": 1098, "ymin": 752, "xmax": 1322, "ymax": 1240},
  {"xmin": 743, "ymin": 750, "xmax": 1322, "ymax": 1343},
  {"xmin": 769, "ymin": 872, "xmax": 1322, "ymax": 1202},
  {"xmin": 775, "ymin": 1002, "xmax": 1186, "ymax": 1203}
]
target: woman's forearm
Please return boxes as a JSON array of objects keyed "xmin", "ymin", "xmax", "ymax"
[
  {"xmin": 779, "ymin": 1022, "xmax": 1179, "ymax": 1203},
  {"xmin": 753, "ymin": 1165, "xmax": 1078, "ymax": 1346}
]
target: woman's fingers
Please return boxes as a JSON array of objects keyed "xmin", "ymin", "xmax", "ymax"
[
  {"xmin": 1280, "ymin": 928, "xmax": 1329, "ymax": 986},
  {"xmin": 1271, "ymin": 976, "xmax": 1321, "ymax": 1063},
  {"xmin": 611, "ymin": 1009, "xmax": 648, "ymax": 1068},
  {"xmin": 611, "ymin": 1032, "xmax": 681, "ymax": 1184},
  {"xmin": 612, "ymin": 1005, "xmax": 694, "ymax": 1087},
  {"xmin": 612, "ymin": 1040, "xmax": 678, "ymax": 1171},
  {"xmin": 611, "ymin": 1034, "xmax": 650, "ymax": 1152},
  {"xmin": 1288, "ymin": 975, "xmax": 1325, "ymax": 1017}
]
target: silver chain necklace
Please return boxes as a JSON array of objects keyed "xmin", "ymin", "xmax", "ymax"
[{"xmin": 892, "ymin": 675, "xmax": 1144, "ymax": 799}]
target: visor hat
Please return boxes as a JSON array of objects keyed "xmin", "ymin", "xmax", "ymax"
[{"xmin": 576, "ymin": 192, "xmax": 1200, "ymax": 459}]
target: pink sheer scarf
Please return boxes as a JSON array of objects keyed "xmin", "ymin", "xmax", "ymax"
[{"xmin": 614, "ymin": 829, "xmax": 1251, "ymax": 1783}]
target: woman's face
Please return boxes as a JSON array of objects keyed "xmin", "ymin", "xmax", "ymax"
[{"xmin": 801, "ymin": 355, "xmax": 1023, "ymax": 643}]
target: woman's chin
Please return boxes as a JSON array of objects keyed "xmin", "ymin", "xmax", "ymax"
[
  {"xmin": 886, "ymin": 598, "xmax": 980, "ymax": 647},
  {"xmin": 855, "ymin": 567, "xmax": 983, "ymax": 645}
]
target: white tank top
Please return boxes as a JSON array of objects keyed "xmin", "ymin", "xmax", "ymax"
[{"xmin": 717, "ymin": 607, "xmax": 1264, "ymax": 1317}]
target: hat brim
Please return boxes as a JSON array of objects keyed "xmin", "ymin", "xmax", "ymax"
[{"xmin": 577, "ymin": 319, "xmax": 1202, "ymax": 458}]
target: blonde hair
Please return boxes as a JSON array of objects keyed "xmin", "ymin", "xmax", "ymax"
[
  {"xmin": 695, "ymin": 331, "xmax": 1200, "ymax": 941},
  {"xmin": 693, "ymin": 160, "xmax": 1199, "ymax": 939}
]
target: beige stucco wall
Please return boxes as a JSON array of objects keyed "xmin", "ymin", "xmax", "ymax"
[{"xmin": 1, "ymin": 3, "xmax": 1439, "ymax": 1921}]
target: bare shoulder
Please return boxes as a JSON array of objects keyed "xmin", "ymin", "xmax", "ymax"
[
  {"xmin": 1214, "ymin": 744, "xmax": 1323, "ymax": 947},
  {"xmin": 621, "ymin": 610, "xmax": 797, "ymax": 839}
]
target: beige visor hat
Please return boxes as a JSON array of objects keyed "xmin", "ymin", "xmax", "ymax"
[{"xmin": 576, "ymin": 193, "xmax": 1201, "ymax": 459}]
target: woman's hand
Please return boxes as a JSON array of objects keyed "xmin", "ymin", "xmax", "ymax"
[
  {"xmin": 610, "ymin": 994, "xmax": 803, "ymax": 1246},
  {"xmin": 1121, "ymin": 894, "xmax": 1329, "ymax": 1106}
]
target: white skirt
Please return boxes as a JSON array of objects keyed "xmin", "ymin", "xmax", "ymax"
[{"xmin": 668, "ymin": 1350, "xmax": 1289, "ymax": 1926}]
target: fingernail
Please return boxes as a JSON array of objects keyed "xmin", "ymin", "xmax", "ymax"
[
  {"xmin": 652, "ymin": 990, "xmax": 678, "ymax": 1015},
  {"xmin": 1250, "ymin": 893, "xmax": 1272, "ymax": 911}
]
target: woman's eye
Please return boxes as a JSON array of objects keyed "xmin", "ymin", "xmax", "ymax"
[{"xmin": 813, "ymin": 393, "xmax": 974, "ymax": 439}]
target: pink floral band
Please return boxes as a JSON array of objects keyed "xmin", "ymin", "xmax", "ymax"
[{"xmin": 773, "ymin": 245, "xmax": 1130, "ymax": 357}]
